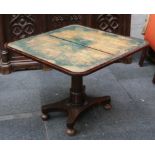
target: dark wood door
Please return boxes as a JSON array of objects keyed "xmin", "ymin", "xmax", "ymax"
[{"xmin": 0, "ymin": 14, "xmax": 131, "ymax": 74}]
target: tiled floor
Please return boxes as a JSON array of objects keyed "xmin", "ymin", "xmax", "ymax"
[{"xmin": 1, "ymin": 14, "xmax": 155, "ymax": 140}]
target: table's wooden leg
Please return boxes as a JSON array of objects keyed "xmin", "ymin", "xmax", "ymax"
[
  {"xmin": 139, "ymin": 48, "xmax": 148, "ymax": 67},
  {"xmin": 153, "ymin": 73, "xmax": 155, "ymax": 84},
  {"xmin": 41, "ymin": 76, "xmax": 112, "ymax": 136}
]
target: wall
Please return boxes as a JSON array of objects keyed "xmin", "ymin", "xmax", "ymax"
[
  {"xmin": 131, "ymin": 14, "xmax": 147, "ymax": 39},
  {"xmin": 130, "ymin": 14, "xmax": 147, "ymax": 60}
]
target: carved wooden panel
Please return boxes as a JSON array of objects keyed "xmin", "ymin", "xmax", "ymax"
[
  {"xmin": 9, "ymin": 15, "xmax": 35, "ymax": 40},
  {"xmin": 91, "ymin": 14, "xmax": 131, "ymax": 36},
  {"xmin": 46, "ymin": 15, "xmax": 89, "ymax": 31},
  {"xmin": 96, "ymin": 14, "xmax": 119, "ymax": 32},
  {"xmin": 1, "ymin": 14, "xmax": 46, "ymax": 74},
  {"xmin": 4, "ymin": 14, "xmax": 46, "ymax": 42}
]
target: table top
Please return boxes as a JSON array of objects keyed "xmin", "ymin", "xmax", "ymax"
[{"xmin": 7, "ymin": 25, "xmax": 148, "ymax": 76}]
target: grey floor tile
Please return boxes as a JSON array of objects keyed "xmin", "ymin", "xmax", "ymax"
[
  {"xmin": 0, "ymin": 116, "xmax": 46, "ymax": 140},
  {"xmin": 98, "ymin": 121, "xmax": 155, "ymax": 140},
  {"xmin": 117, "ymin": 76, "xmax": 155, "ymax": 122},
  {"xmin": 0, "ymin": 70, "xmax": 43, "ymax": 116},
  {"xmin": 0, "ymin": 70, "xmax": 69, "ymax": 92},
  {"xmin": 132, "ymin": 99, "xmax": 155, "ymax": 121},
  {"xmin": 0, "ymin": 70, "xmax": 69, "ymax": 116},
  {"xmin": 39, "ymin": 71, "xmax": 70, "ymax": 105},
  {"xmin": 45, "ymin": 102, "xmax": 147, "ymax": 140},
  {"xmin": 84, "ymin": 67, "xmax": 128, "ymax": 92},
  {"xmin": 109, "ymin": 62, "xmax": 154, "ymax": 80},
  {"xmin": 0, "ymin": 70, "xmax": 42, "ymax": 91},
  {"xmin": 0, "ymin": 88, "xmax": 41, "ymax": 116},
  {"xmin": 119, "ymin": 77, "xmax": 155, "ymax": 103}
]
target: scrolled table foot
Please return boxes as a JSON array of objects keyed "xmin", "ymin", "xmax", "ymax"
[
  {"xmin": 103, "ymin": 103, "xmax": 112, "ymax": 110},
  {"xmin": 41, "ymin": 113, "xmax": 50, "ymax": 121},
  {"xmin": 66, "ymin": 128, "xmax": 76, "ymax": 136}
]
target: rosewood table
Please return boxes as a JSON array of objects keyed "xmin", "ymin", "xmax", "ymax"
[{"xmin": 6, "ymin": 25, "xmax": 148, "ymax": 136}]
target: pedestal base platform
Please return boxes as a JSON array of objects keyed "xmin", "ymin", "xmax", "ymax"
[{"xmin": 42, "ymin": 95, "xmax": 111, "ymax": 136}]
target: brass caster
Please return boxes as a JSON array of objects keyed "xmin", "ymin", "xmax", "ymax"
[
  {"xmin": 41, "ymin": 113, "xmax": 49, "ymax": 121},
  {"xmin": 103, "ymin": 103, "xmax": 112, "ymax": 110},
  {"xmin": 66, "ymin": 128, "xmax": 76, "ymax": 136}
]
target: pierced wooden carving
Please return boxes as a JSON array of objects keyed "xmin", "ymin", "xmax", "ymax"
[
  {"xmin": 96, "ymin": 14, "xmax": 119, "ymax": 32},
  {"xmin": 48, "ymin": 15, "xmax": 82, "ymax": 29},
  {"xmin": 9, "ymin": 15, "xmax": 35, "ymax": 40},
  {"xmin": 70, "ymin": 15, "xmax": 82, "ymax": 22}
]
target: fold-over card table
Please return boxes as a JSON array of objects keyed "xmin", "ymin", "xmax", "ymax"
[{"xmin": 6, "ymin": 25, "xmax": 148, "ymax": 135}]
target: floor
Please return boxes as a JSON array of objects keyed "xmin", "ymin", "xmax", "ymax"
[
  {"xmin": 0, "ymin": 55, "xmax": 155, "ymax": 139},
  {"xmin": 1, "ymin": 14, "xmax": 155, "ymax": 140}
]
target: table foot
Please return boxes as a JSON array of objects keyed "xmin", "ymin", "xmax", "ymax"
[
  {"xmin": 66, "ymin": 128, "xmax": 76, "ymax": 136},
  {"xmin": 103, "ymin": 103, "xmax": 112, "ymax": 110},
  {"xmin": 41, "ymin": 113, "xmax": 50, "ymax": 121}
]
